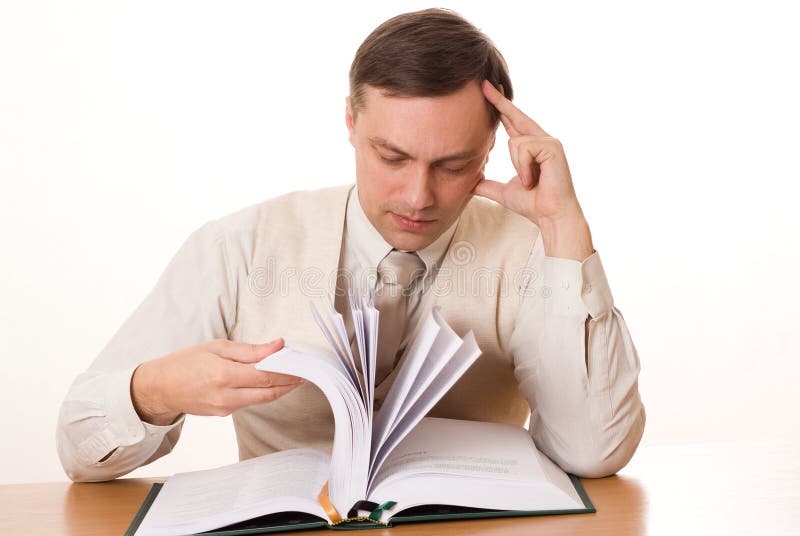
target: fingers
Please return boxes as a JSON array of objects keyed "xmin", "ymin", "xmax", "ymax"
[
  {"xmin": 513, "ymin": 135, "xmax": 563, "ymax": 188},
  {"xmin": 496, "ymin": 85, "xmax": 520, "ymax": 137},
  {"xmin": 206, "ymin": 384, "xmax": 304, "ymax": 416},
  {"xmin": 482, "ymin": 79, "xmax": 547, "ymax": 137},
  {"xmin": 206, "ymin": 338, "xmax": 285, "ymax": 364},
  {"xmin": 517, "ymin": 142, "xmax": 536, "ymax": 188},
  {"xmin": 509, "ymin": 136, "xmax": 536, "ymax": 189},
  {"xmin": 482, "ymin": 79, "xmax": 550, "ymax": 190},
  {"xmin": 222, "ymin": 361, "xmax": 305, "ymax": 389},
  {"xmin": 508, "ymin": 137, "xmax": 522, "ymax": 182},
  {"xmin": 235, "ymin": 385, "xmax": 304, "ymax": 406}
]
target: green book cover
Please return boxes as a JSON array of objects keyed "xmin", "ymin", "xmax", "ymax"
[{"xmin": 124, "ymin": 474, "xmax": 595, "ymax": 535}]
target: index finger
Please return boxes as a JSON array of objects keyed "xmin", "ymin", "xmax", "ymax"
[
  {"xmin": 206, "ymin": 338, "xmax": 285, "ymax": 364},
  {"xmin": 481, "ymin": 80, "xmax": 548, "ymax": 137},
  {"xmin": 227, "ymin": 361, "xmax": 305, "ymax": 389}
]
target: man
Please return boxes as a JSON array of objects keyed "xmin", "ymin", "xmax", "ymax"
[{"xmin": 57, "ymin": 8, "xmax": 645, "ymax": 483}]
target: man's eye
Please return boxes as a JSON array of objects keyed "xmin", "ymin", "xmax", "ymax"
[
  {"xmin": 442, "ymin": 166, "xmax": 466, "ymax": 174},
  {"xmin": 379, "ymin": 155, "xmax": 404, "ymax": 164},
  {"xmin": 379, "ymin": 154, "xmax": 465, "ymax": 174}
]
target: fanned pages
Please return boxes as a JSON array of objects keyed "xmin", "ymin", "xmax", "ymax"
[{"xmin": 257, "ymin": 294, "xmax": 482, "ymax": 516}]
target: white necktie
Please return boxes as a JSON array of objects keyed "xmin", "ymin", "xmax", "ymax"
[{"xmin": 373, "ymin": 249, "xmax": 426, "ymax": 383}]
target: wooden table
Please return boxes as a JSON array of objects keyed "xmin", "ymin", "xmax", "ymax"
[{"xmin": 2, "ymin": 439, "xmax": 798, "ymax": 535}]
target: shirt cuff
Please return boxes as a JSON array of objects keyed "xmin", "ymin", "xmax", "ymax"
[{"xmin": 542, "ymin": 250, "xmax": 615, "ymax": 319}]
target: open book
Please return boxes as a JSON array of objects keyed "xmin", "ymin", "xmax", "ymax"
[{"xmin": 126, "ymin": 293, "xmax": 594, "ymax": 536}]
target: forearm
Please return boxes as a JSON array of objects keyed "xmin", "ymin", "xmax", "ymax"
[
  {"xmin": 56, "ymin": 367, "xmax": 185, "ymax": 482},
  {"xmin": 538, "ymin": 209, "xmax": 595, "ymax": 262}
]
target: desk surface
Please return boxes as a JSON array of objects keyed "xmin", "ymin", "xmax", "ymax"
[{"xmin": 2, "ymin": 439, "xmax": 798, "ymax": 535}]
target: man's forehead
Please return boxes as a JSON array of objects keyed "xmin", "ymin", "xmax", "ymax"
[
  {"xmin": 358, "ymin": 82, "xmax": 493, "ymax": 155},
  {"xmin": 360, "ymin": 81, "xmax": 488, "ymax": 115}
]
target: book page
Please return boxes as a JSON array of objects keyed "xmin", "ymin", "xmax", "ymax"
[
  {"xmin": 349, "ymin": 290, "xmax": 378, "ymax": 416},
  {"xmin": 257, "ymin": 344, "xmax": 370, "ymax": 517},
  {"xmin": 365, "ymin": 292, "xmax": 378, "ymax": 401},
  {"xmin": 309, "ymin": 300, "xmax": 361, "ymax": 395},
  {"xmin": 393, "ymin": 308, "xmax": 462, "ymax": 425},
  {"xmin": 134, "ymin": 449, "xmax": 330, "ymax": 536},
  {"xmin": 369, "ymin": 329, "xmax": 481, "ymax": 482},
  {"xmin": 370, "ymin": 310, "xmax": 442, "ymax": 453},
  {"xmin": 350, "ymin": 293, "xmax": 370, "ymax": 410},
  {"xmin": 368, "ymin": 418, "xmax": 584, "ymax": 518}
]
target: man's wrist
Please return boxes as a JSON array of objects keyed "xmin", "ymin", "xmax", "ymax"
[
  {"xmin": 538, "ymin": 211, "xmax": 595, "ymax": 262},
  {"xmin": 130, "ymin": 361, "xmax": 181, "ymax": 426}
]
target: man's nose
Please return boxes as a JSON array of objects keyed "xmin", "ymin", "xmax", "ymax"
[{"xmin": 405, "ymin": 165, "xmax": 435, "ymax": 212}]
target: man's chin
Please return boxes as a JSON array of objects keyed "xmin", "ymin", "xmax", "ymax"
[{"xmin": 384, "ymin": 227, "xmax": 440, "ymax": 252}]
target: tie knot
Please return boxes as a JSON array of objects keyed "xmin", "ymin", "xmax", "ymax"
[{"xmin": 377, "ymin": 249, "xmax": 426, "ymax": 290}]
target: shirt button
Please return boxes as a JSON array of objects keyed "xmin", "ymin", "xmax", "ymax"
[{"xmin": 582, "ymin": 283, "xmax": 593, "ymax": 294}]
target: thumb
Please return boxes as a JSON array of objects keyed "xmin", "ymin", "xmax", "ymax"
[
  {"xmin": 472, "ymin": 177, "xmax": 506, "ymax": 205},
  {"xmin": 252, "ymin": 338, "xmax": 286, "ymax": 362},
  {"xmin": 211, "ymin": 338, "xmax": 285, "ymax": 364}
]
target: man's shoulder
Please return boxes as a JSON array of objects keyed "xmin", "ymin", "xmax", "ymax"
[
  {"xmin": 211, "ymin": 183, "xmax": 353, "ymax": 232},
  {"xmin": 253, "ymin": 183, "xmax": 352, "ymax": 211},
  {"xmin": 185, "ymin": 184, "xmax": 351, "ymax": 268}
]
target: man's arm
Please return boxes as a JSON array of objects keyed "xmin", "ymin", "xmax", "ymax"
[
  {"xmin": 57, "ymin": 205, "xmax": 260, "ymax": 482},
  {"xmin": 473, "ymin": 79, "xmax": 645, "ymax": 476},
  {"xmin": 508, "ymin": 231, "xmax": 645, "ymax": 478}
]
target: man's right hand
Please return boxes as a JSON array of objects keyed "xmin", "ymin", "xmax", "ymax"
[{"xmin": 130, "ymin": 338, "xmax": 303, "ymax": 426}]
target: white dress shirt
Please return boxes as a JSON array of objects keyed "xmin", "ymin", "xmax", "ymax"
[{"xmin": 57, "ymin": 185, "xmax": 645, "ymax": 481}]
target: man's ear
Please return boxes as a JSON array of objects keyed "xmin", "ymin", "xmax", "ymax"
[{"xmin": 345, "ymin": 96, "xmax": 356, "ymax": 147}]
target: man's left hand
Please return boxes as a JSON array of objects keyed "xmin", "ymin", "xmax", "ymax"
[{"xmin": 474, "ymin": 79, "xmax": 595, "ymax": 261}]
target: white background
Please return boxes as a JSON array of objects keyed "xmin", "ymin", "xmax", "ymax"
[{"xmin": 1, "ymin": 1, "xmax": 797, "ymax": 484}]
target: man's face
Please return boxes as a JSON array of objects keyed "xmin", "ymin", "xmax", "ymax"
[{"xmin": 345, "ymin": 80, "xmax": 496, "ymax": 252}]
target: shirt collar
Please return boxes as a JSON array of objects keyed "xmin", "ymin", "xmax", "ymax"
[{"xmin": 345, "ymin": 185, "xmax": 460, "ymax": 275}]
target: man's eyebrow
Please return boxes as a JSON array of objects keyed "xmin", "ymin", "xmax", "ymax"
[{"xmin": 368, "ymin": 136, "xmax": 479, "ymax": 163}]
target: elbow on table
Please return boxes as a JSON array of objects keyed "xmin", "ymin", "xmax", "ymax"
[
  {"xmin": 60, "ymin": 463, "xmax": 126, "ymax": 484},
  {"xmin": 562, "ymin": 451, "xmax": 631, "ymax": 479},
  {"xmin": 561, "ymin": 406, "xmax": 647, "ymax": 479},
  {"xmin": 62, "ymin": 465, "xmax": 122, "ymax": 484},
  {"xmin": 57, "ymin": 444, "xmax": 130, "ymax": 483},
  {"xmin": 56, "ymin": 427, "xmax": 136, "ymax": 483}
]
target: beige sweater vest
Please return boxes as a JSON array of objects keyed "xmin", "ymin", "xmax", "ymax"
[{"xmin": 229, "ymin": 184, "xmax": 539, "ymax": 460}]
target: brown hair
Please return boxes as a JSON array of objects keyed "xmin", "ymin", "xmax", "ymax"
[{"xmin": 348, "ymin": 8, "xmax": 513, "ymax": 130}]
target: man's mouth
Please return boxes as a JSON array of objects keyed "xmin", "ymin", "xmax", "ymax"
[{"xmin": 390, "ymin": 212, "xmax": 436, "ymax": 232}]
